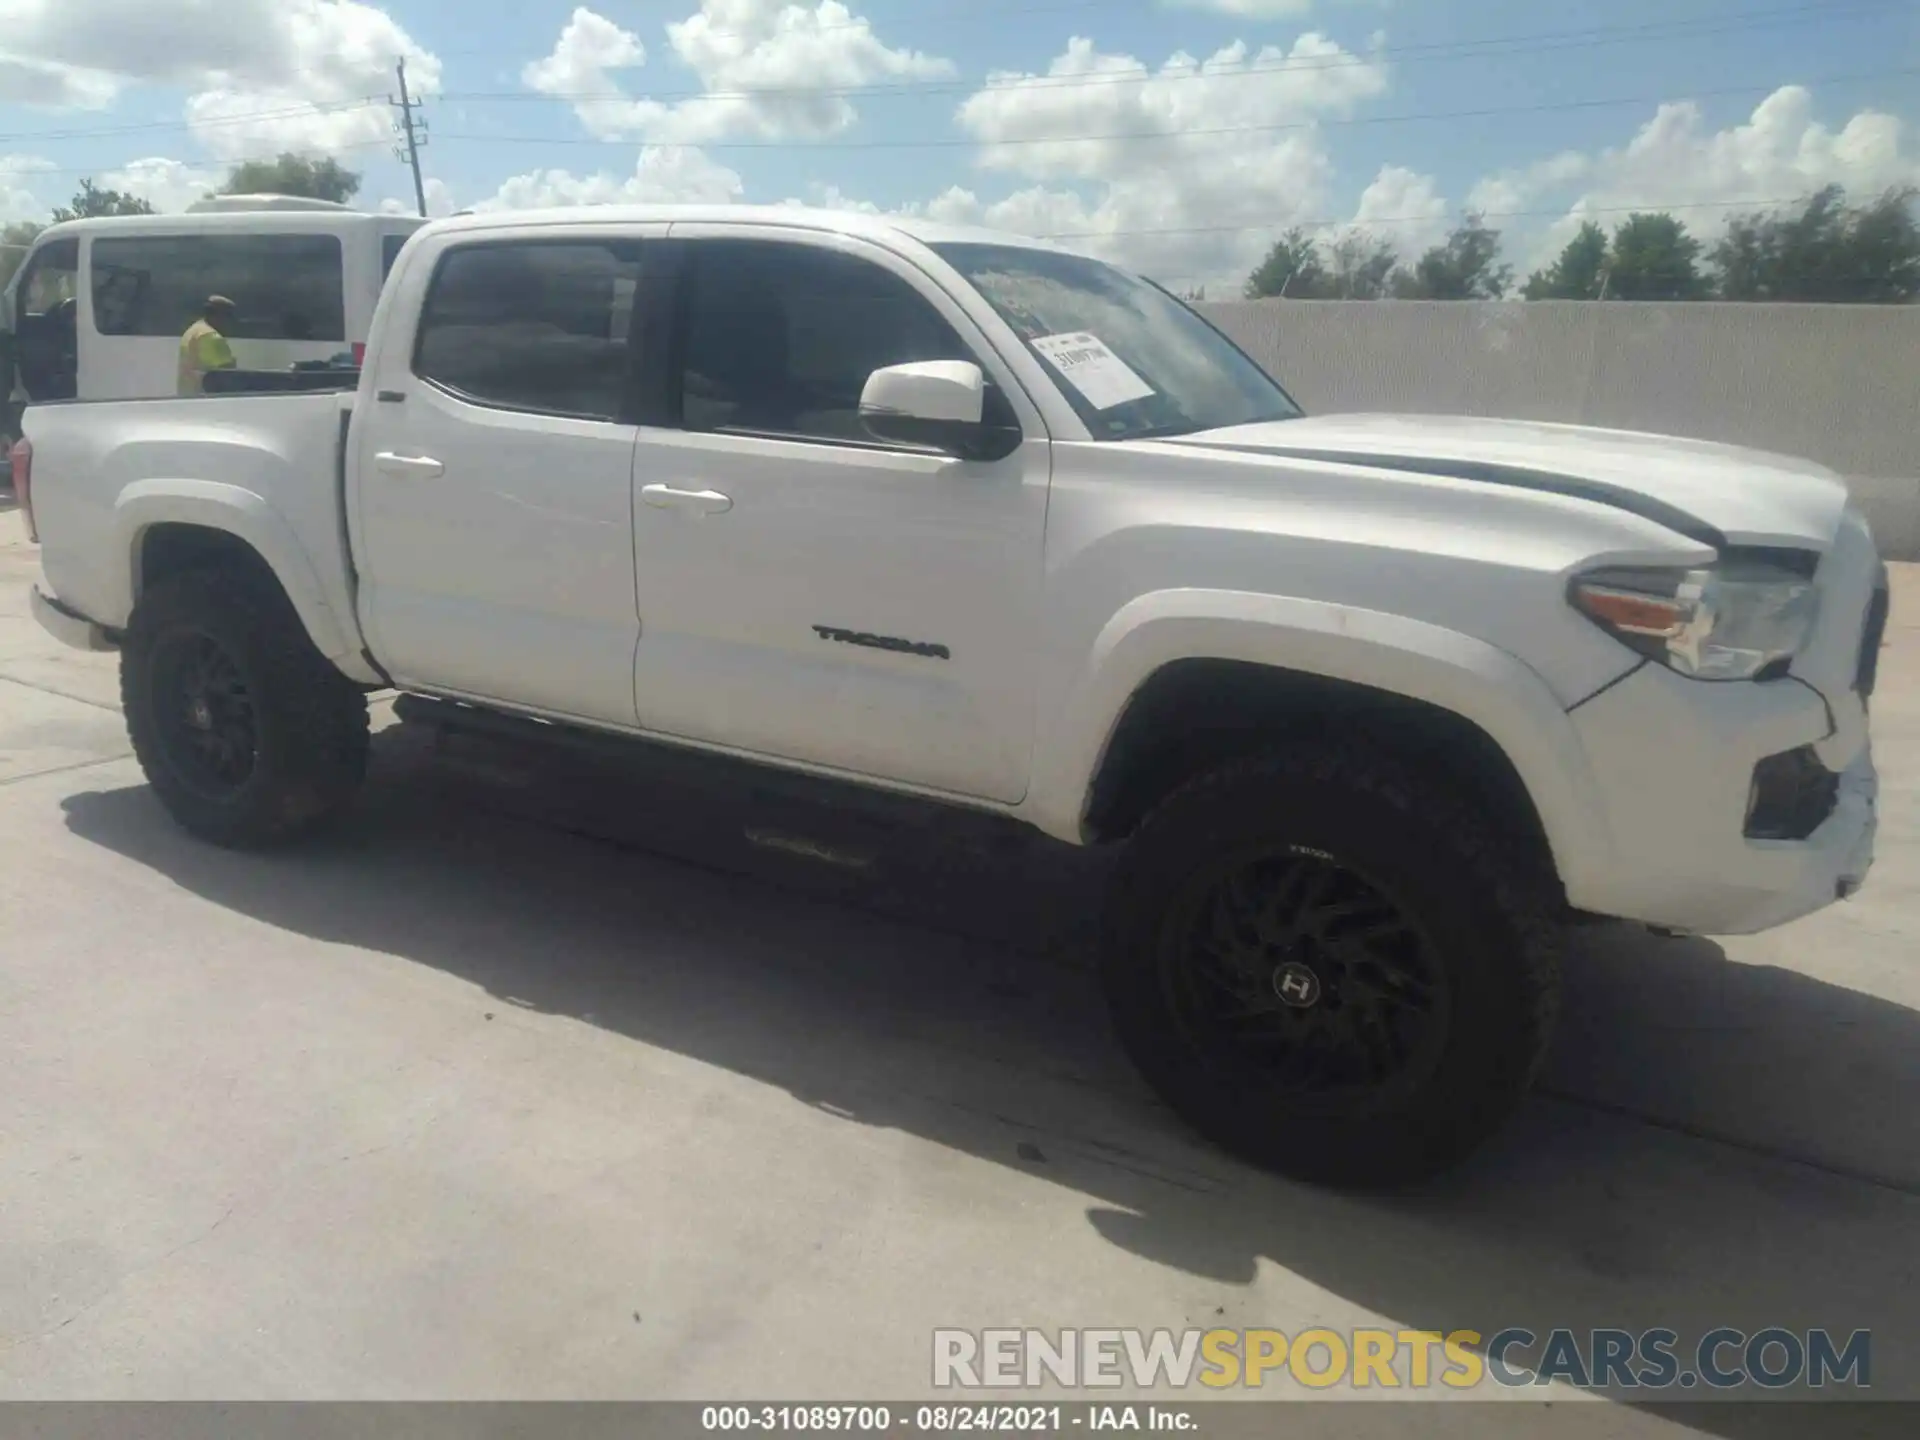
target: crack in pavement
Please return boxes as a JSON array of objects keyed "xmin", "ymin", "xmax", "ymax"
[
  {"xmin": 0, "ymin": 671, "xmax": 121, "ymax": 714},
  {"xmin": 0, "ymin": 754, "xmax": 130, "ymax": 789}
]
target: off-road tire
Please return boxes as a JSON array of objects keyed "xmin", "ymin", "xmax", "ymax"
[
  {"xmin": 122, "ymin": 568, "xmax": 368, "ymax": 847},
  {"xmin": 1102, "ymin": 743, "xmax": 1563, "ymax": 1189}
]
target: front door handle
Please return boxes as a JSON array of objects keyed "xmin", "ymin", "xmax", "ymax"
[
  {"xmin": 374, "ymin": 452, "xmax": 445, "ymax": 479},
  {"xmin": 641, "ymin": 484, "xmax": 733, "ymax": 515}
]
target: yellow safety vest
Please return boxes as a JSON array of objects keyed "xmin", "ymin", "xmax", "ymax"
[{"xmin": 177, "ymin": 320, "xmax": 236, "ymax": 396}]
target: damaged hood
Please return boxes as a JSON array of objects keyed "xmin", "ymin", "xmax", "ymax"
[{"xmin": 1157, "ymin": 413, "xmax": 1853, "ymax": 551}]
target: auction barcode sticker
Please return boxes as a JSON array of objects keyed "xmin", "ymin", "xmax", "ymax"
[{"xmin": 1031, "ymin": 332, "xmax": 1155, "ymax": 411}]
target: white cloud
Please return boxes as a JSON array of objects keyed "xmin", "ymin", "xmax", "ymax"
[
  {"xmin": 480, "ymin": 146, "xmax": 746, "ymax": 210},
  {"xmin": 1496, "ymin": 87, "xmax": 1920, "ymax": 268},
  {"xmin": 380, "ymin": 178, "xmax": 458, "ymax": 218},
  {"xmin": 1465, "ymin": 152, "xmax": 1589, "ymax": 220},
  {"xmin": 945, "ymin": 31, "xmax": 1387, "ymax": 287},
  {"xmin": 0, "ymin": 52, "xmax": 118, "ymax": 109},
  {"xmin": 97, "ymin": 157, "xmax": 224, "ymax": 212},
  {"xmin": 1164, "ymin": 0, "xmax": 1387, "ymax": 15},
  {"xmin": 0, "ymin": 0, "xmax": 441, "ymax": 157},
  {"xmin": 524, "ymin": 2, "xmax": 952, "ymax": 144},
  {"xmin": 521, "ymin": 8, "xmax": 649, "ymax": 140},
  {"xmin": 1346, "ymin": 163, "xmax": 1449, "ymax": 256},
  {"xmin": 2, "ymin": 155, "xmax": 55, "ymax": 224},
  {"xmin": 1164, "ymin": 1, "xmax": 1316, "ymax": 15},
  {"xmin": 182, "ymin": 93, "xmax": 396, "ymax": 163}
]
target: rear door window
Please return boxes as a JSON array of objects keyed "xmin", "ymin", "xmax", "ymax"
[
  {"xmin": 412, "ymin": 239, "xmax": 644, "ymax": 421},
  {"xmin": 90, "ymin": 233, "xmax": 346, "ymax": 342}
]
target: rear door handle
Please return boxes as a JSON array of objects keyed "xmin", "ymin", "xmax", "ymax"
[
  {"xmin": 641, "ymin": 484, "xmax": 732, "ymax": 515},
  {"xmin": 374, "ymin": 452, "xmax": 445, "ymax": 479}
]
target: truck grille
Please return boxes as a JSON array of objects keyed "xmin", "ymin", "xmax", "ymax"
[{"xmin": 1856, "ymin": 570, "xmax": 1890, "ymax": 699}]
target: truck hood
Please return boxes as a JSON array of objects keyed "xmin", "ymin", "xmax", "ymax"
[{"xmin": 1159, "ymin": 413, "xmax": 1851, "ymax": 551}]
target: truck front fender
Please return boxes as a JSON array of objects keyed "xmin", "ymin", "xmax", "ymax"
[
  {"xmin": 110, "ymin": 480, "xmax": 366, "ymax": 674},
  {"xmin": 1025, "ymin": 588, "xmax": 1619, "ymax": 897}
]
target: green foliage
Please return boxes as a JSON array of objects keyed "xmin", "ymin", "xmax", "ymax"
[
  {"xmin": 1713, "ymin": 185, "xmax": 1920, "ymax": 302},
  {"xmin": 1522, "ymin": 221, "xmax": 1608, "ymax": 299},
  {"xmin": 219, "ymin": 153, "xmax": 363, "ymax": 205},
  {"xmin": 1323, "ymin": 232, "xmax": 1400, "ymax": 299},
  {"xmin": 1391, "ymin": 213, "xmax": 1513, "ymax": 300},
  {"xmin": 1605, "ymin": 213, "xmax": 1706, "ymax": 300},
  {"xmin": 50, "ymin": 179, "xmax": 155, "ymax": 223},
  {"xmin": 1252, "ymin": 188, "xmax": 1917, "ymax": 306},
  {"xmin": 1245, "ymin": 227, "xmax": 1329, "ymax": 299}
]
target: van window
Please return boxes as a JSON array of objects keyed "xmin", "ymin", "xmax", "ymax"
[
  {"xmin": 382, "ymin": 233, "xmax": 410, "ymax": 279},
  {"xmin": 413, "ymin": 240, "xmax": 643, "ymax": 420},
  {"xmin": 91, "ymin": 234, "xmax": 346, "ymax": 342}
]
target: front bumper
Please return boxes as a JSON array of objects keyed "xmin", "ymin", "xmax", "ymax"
[
  {"xmin": 1564, "ymin": 663, "xmax": 1877, "ymax": 935},
  {"xmin": 30, "ymin": 584, "xmax": 117, "ymax": 653},
  {"xmin": 1558, "ymin": 500, "xmax": 1890, "ymax": 942}
]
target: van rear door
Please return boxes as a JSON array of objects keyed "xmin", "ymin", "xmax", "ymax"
[{"xmin": 4, "ymin": 237, "xmax": 79, "ymax": 408}]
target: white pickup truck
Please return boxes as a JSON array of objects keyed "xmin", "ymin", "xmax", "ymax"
[{"xmin": 16, "ymin": 205, "xmax": 1888, "ymax": 1187}]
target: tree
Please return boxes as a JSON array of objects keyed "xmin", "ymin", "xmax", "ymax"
[
  {"xmin": 50, "ymin": 178, "xmax": 154, "ymax": 223},
  {"xmin": 1245, "ymin": 227, "xmax": 1329, "ymax": 299},
  {"xmin": 1323, "ymin": 230, "xmax": 1400, "ymax": 299},
  {"xmin": 1713, "ymin": 184, "xmax": 1920, "ymax": 303},
  {"xmin": 1523, "ymin": 221, "xmax": 1608, "ymax": 299},
  {"xmin": 1391, "ymin": 213, "xmax": 1512, "ymax": 299},
  {"xmin": 220, "ymin": 153, "xmax": 362, "ymax": 205},
  {"xmin": 1, "ymin": 220, "xmax": 42, "ymax": 293},
  {"xmin": 1604, "ymin": 212, "xmax": 1706, "ymax": 300},
  {"xmin": 1842, "ymin": 186, "xmax": 1920, "ymax": 303}
]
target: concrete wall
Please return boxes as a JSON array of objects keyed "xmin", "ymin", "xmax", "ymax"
[{"xmin": 1196, "ymin": 298, "xmax": 1920, "ymax": 561}]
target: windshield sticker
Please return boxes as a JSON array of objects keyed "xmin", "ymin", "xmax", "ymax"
[{"xmin": 1031, "ymin": 332, "xmax": 1155, "ymax": 411}]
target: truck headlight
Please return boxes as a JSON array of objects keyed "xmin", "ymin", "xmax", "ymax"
[{"xmin": 1570, "ymin": 558, "xmax": 1819, "ymax": 681}]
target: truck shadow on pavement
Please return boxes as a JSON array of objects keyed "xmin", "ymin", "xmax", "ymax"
[{"xmin": 58, "ymin": 722, "xmax": 1920, "ymax": 1433}]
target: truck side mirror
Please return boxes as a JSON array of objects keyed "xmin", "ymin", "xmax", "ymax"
[{"xmin": 859, "ymin": 361, "xmax": 1019, "ymax": 462}]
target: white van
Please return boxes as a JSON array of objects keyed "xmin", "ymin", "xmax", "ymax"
[{"xmin": 2, "ymin": 197, "xmax": 426, "ymax": 421}]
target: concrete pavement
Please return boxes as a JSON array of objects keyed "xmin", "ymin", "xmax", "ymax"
[{"xmin": 1, "ymin": 505, "xmax": 1915, "ymax": 1431}]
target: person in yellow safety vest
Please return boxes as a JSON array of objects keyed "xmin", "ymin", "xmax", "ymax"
[{"xmin": 177, "ymin": 296, "xmax": 238, "ymax": 396}]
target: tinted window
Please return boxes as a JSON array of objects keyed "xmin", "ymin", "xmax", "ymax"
[
  {"xmin": 932, "ymin": 243, "xmax": 1300, "ymax": 441},
  {"xmin": 91, "ymin": 234, "xmax": 345, "ymax": 342},
  {"xmin": 415, "ymin": 240, "xmax": 642, "ymax": 420},
  {"xmin": 383, "ymin": 234, "xmax": 409, "ymax": 278},
  {"xmin": 679, "ymin": 240, "xmax": 987, "ymax": 444}
]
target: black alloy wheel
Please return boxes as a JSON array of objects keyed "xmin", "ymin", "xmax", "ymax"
[
  {"xmin": 1162, "ymin": 848, "xmax": 1451, "ymax": 1106},
  {"xmin": 148, "ymin": 629, "xmax": 260, "ymax": 799}
]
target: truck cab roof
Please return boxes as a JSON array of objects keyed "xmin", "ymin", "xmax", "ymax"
[{"xmin": 415, "ymin": 203, "xmax": 1084, "ymax": 257}]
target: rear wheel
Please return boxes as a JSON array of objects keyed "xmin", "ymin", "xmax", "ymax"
[
  {"xmin": 1102, "ymin": 743, "xmax": 1562, "ymax": 1188},
  {"xmin": 122, "ymin": 569, "xmax": 368, "ymax": 847}
]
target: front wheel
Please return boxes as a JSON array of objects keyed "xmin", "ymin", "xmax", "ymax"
[
  {"xmin": 1101, "ymin": 744, "xmax": 1563, "ymax": 1188},
  {"xmin": 121, "ymin": 569, "xmax": 369, "ymax": 847}
]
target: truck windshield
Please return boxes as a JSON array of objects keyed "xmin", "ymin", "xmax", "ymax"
[{"xmin": 931, "ymin": 242, "xmax": 1301, "ymax": 441}]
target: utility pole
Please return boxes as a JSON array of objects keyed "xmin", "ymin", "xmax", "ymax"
[{"xmin": 390, "ymin": 57, "xmax": 429, "ymax": 217}]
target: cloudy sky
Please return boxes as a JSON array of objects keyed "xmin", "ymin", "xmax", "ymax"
[{"xmin": 2, "ymin": 0, "xmax": 1917, "ymax": 289}]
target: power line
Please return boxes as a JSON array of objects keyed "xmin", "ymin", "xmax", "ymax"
[
  {"xmin": 1033, "ymin": 194, "xmax": 1850, "ymax": 243},
  {"xmin": 446, "ymin": 1, "xmax": 1897, "ymax": 108},
  {"xmin": 4, "ymin": 138, "xmax": 397, "ymax": 183},
  {"xmin": 0, "ymin": 99, "xmax": 383, "ymax": 146},
  {"xmin": 418, "ymin": 68, "xmax": 1917, "ymax": 153},
  {"xmin": 424, "ymin": 0, "xmax": 1129, "ymax": 57},
  {"xmin": 0, "ymin": 0, "xmax": 1892, "ymax": 146}
]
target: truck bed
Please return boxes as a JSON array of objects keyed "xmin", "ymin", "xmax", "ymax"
[{"xmin": 24, "ymin": 390, "xmax": 364, "ymax": 669}]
